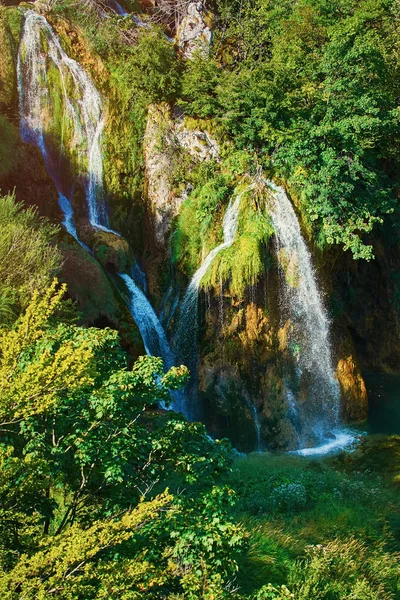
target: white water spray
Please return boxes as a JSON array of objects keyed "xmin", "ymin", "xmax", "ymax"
[
  {"xmin": 178, "ymin": 189, "xmax": 245, "ymax": 330},
  {"xmin": 18, "ymin": 10, "xmax": 107, "ymax": 230},
  {"xmin": 266, "ymin": 180, "xmax": 341, "ymax": 443}
]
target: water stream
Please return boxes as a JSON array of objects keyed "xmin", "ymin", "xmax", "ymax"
[
  {"xmin": 119, "ymin": 274, "xmax": 186, "ymax": 414},
  {"xmin": 174, "ymin": 189, "xmax": 246, "ymax": 418},
  {"xmin": 265, "ymin": 180, "xmax": 342, "ymax": 446},
  {"xmin": 18, "ymin": 10, "xmax": 108, "ymax": 231},
  {"xmin": 17, "ymin": 9, "xmax": 185, "ymax": 414}
]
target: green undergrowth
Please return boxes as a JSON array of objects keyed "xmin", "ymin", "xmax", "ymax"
[{"xmin": 224, "ymin": 438, "xmax": 400, "ymax": 597}]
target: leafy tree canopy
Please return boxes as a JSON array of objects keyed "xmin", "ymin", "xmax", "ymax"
[{"xmin": 180, "ymin": 0, "xmax": 400, "ymax": 259}]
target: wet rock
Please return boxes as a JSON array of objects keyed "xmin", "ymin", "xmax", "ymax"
[
  {"xmin": 336, "ymin": 355, "xmax": 368, "ymax": 421},
  {"xmin": 77, "ymin": 220, "xmax": 133, "ymax": 273}
]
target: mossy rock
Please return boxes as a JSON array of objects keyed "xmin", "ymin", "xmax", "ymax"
[
  {"xmin": 59, "ymin": 241, "xmax": 120, "ymax": 325},
  {"xmin": 77, "ymin": 220, "xmax": 133, "ymax": 273}
]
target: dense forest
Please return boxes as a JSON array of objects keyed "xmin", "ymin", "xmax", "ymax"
[{"xmin": 0, "ymin": 0, "xmax": 400, "ymax": 597}]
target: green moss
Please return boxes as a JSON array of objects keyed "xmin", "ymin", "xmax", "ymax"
[
  {"xmin": 201, "ymin": 187, "xmax": 274, "ymax": 296},
  {"xmin": 0, "ymin": 8, "xmax": 18, "ymax": 111},
  {"xmin": 172, "ymin": 174, "xmax": 232, "ymax": 276},
  {"xmin": 0, "ymin": 115, "xmax": 18, "ymax": 176},
  {"xmin": 2, "ymin": 6, "xmax": 22, "ymax": 47}
]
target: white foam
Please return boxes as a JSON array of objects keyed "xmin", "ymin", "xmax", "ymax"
[{"xmin": 293, "ymin": 429, "xmax": 359, "ymax": 457}]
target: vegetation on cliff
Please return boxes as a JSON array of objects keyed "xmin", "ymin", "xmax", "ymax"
[{"xmin": 180, "ymin": 0, "xmax": 400, "ymax": 260}]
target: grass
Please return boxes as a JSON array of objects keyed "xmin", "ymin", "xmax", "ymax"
[{"xmin": 223, "ymin": 439, "xmax": 400, "ymax": 597}]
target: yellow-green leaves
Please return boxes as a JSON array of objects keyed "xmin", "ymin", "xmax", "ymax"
[{"xmin": 0, "ymin": 280, "xmax": 95, "ymax": 423}]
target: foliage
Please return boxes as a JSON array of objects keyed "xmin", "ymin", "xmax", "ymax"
[
  {"xmin": 225, "ymin": 450, "xmax": 400, "ymax": 597},
  {"xmin": 113, "ymin": 27, "xmax": 181, "ymax": 105},
  {"xmin": 180, "ymin": 0, "xmax": 400, "ymax": 259},
  {"xmin": 201, "ymin": 184, "xmax": 274, "ymax": 296},
  {"xmin": 0, "ymin": 282, "xmax": 250, "ymax": 597},
  {"xmin": 287, "ymin": 539, "xmax": 400, "ymax": 600},
  {"xmin": 0, "ymin": 193, "xmax": 61, "ymax": 321},
  {"xmin": 269, "ymin": 483, "xmax": 307, "ymax": 514},
  {"xmin": 173, "ymin": 174, "xmax": 232, "ymax": 276}
]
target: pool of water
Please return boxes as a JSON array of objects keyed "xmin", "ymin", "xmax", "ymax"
[{"xmin": 364, "ymin": 372, "xmax": 400, "ymax": 435}]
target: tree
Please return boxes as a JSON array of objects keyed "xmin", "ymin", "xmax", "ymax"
[
  {"xmin": 0, "ymin": 282, "xmax": 244, "ymax": 598},
  {"xmin": 180, "ymin": 0, "xmax": 400, "ymax": 259}
]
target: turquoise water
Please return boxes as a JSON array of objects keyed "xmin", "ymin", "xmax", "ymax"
[{"xmin": 364, "ymin": 372, "xmax": 400, "ymax": 435}]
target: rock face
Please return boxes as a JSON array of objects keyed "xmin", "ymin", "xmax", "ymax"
[
  {"xmin": 197, "ymin": 271, "xmax": 298, "ymax": 451},
  {"xmin": 143, "ymin": 104, "xmax": 177, "ymax": 246},
  {"xmin": 336, "ymin": 356, "xmax": 368, "ymax": 421},
  {"xmin": 60, "ymin": 242, "xmax": 120, "ymax": 325},
  {"xmin": 176, "ymin": 2, "xmax": 212, "ymax": 57},
  {"xmin": 77, "ymin": 221, "xmax": 133, "ymax": 273},
  {"xmin": 197, "ymin": 261, "xmax": 370, "ymax": 451},
  {"xmin": 143, "ymin": 103, "xmax": 219, "ymax": 246},
  {"xmin": 331, "ymin": 239, "xmax": 400, "ymax": 373}
]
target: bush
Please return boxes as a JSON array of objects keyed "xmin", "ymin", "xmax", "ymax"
[
  {"xmin": 270, "ymin": 483, "xmax": 308, "ymax": 514},
  {"xmin": 0, "ymin": 193, "xmax": 61, "ymax": 321}
]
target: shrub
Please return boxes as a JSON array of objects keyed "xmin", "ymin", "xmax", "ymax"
[{"xmin": 269, "ymin": 483, "xmax": 308, "ymax": 514}]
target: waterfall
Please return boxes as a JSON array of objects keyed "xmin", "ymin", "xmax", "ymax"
[
  {"xmin": 177, "ymin": 189, "xmax": 244, "ymax": 335},
  {"xmin": 17, "ymin": 10, "xmax": 108, "ymax": 231},
  {"xmin": 265, "ymin": 180, "xmax": 341, "ymax": 444},
  {"xmin": 108, "ymin": 0, "xmax": 128, "ymax": 16},
  {"xmin": 174, "ymin": 189, "xmax": 245, "ymax": 418},
  {"xmin": 108, "ymin": 0, "xmax": 149, "ymax": 28},
  {"xmin": 17, "ymin": 9, "xmax": 185, "ymax": 415},
  {"xmin": 244, "ymin": 392, "xmax": 262, "ymax": 452},
  {"xmin": 58, "ymin": 193, "xmax": 79, "ymax": 242},
  {"xmin": 119, "ymin": 274, "xmax": 187, "ymax": 415}
]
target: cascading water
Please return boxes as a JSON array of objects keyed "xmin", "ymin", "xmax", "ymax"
[
  {"xmin": 244, "ymin": 392, "xmax": 262, "ymax": 452},
  {"xmin": 119, "ymin": 273, "xmax": 186, "ymax": 415},
  {"xmin": 174, "ymin": 188, "xmax": 248, "ymax": 420},
  {"xmin": 17, "ymin": 10, "xmax": 185, "ymax": 415},
  {"xmin": 17, "ymin": 10, "xmax": 108, "ymax": 231},
  {"xmin": 177, "ymin": 190, "xmax": 244, "ymax": 334},
  {"xmin": 265, "ymin": 180, "xmax": 342, "ymax": 447}
]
